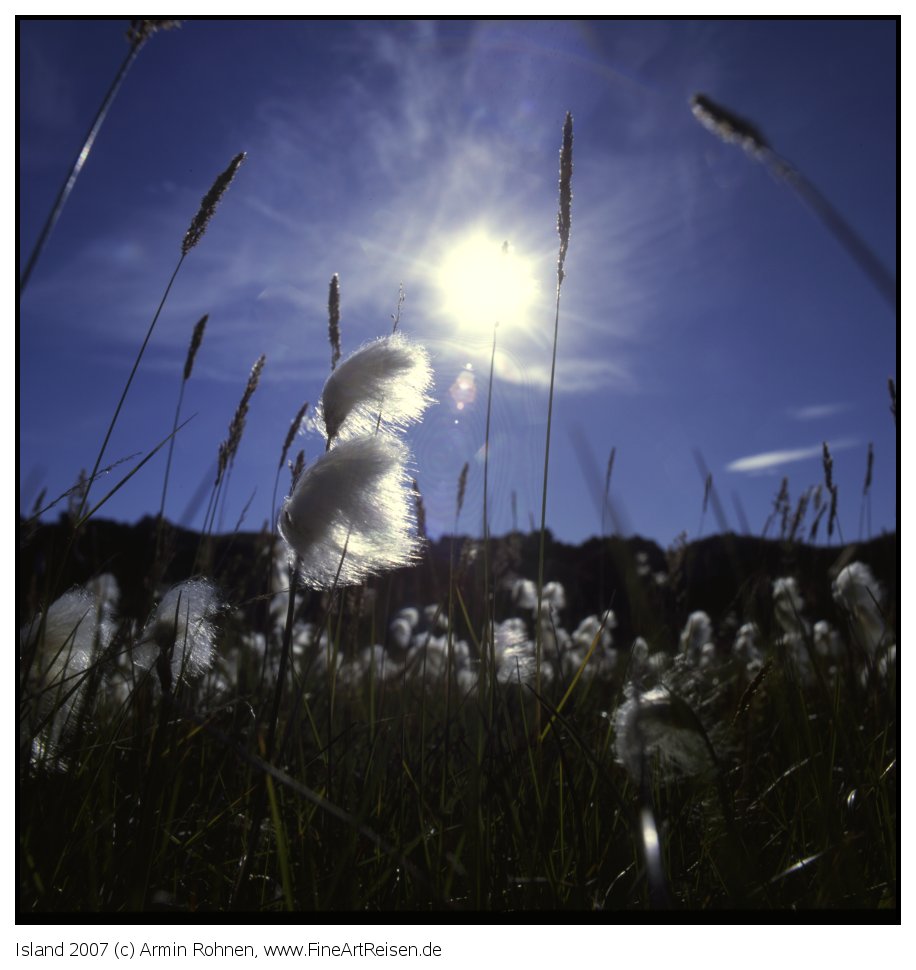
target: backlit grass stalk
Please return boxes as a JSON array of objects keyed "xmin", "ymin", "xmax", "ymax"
[
  {"xmin": 602, "ymin": 447, "xmax": 615, "ymax": 537},
  {"xmin": 19, "ymin": 21, "xmax": 180, "ymax": 295},
  {"xmin": 539, "ymin": 612, "xmax": 612, "ymax": 743},
  {"xmin": 763, "ymin": 476, "xmax": 790, "ymax": 538},
  {"xmin": 75, "ymin": 419, "xmax": 194, "ymax": 531},
  {"xmin": 271, "ymin": 401, "xmax": 309, "ymax": 530},
  {"xmin": 693, "ymin": 447, "xmax": 730, "ymax": 534},
  {"xmin": 698, "ymin": 472, "xmax": 712, "ymax": 538},
  {"xmin": 78, "ymin": 151, "xmax": 245, "ymax": 527},
  {"xmin": 822, "ymin": 440, "xmax": 844, "ymax": 544},
  {"xmin": 599, "ymin": 446, "xmax": 616, "ymax": 607},
  {"xmin": 482, "ymin": 322, "xmax": 498, "ymax": 704},
  {"xmin": 25, "ymin": 454, "xmax": 139, "ymax": 524},
  {"xmin": 859, "ymin": 442, "xmax": 874, "ymax": 541},
  {"xmin": 536, "ymin": 112, "xmax": 573, "ymax": 716},
  {"xmin": 36, "ymin": 420, "xmax": 192, "ymax": 633},
  {"xmin": 441, "ymin": 461, "xmax": 469, "ymax": 812},
  {"xmin": 261, "ymin": 401, "xmax": 310, "ymax": 686},
  {"xmin": 231, "ymin": 553, "xmax": 301, "ymax": 909},
  {"xmin": 808, "ymin": 489, "xmax": 827, "ymax": 543},
  {"xmin": 691, "ymin": 93, "xmax": 895, "ymax": 310},
  {"xmin": 480, "ymin": 245, "xmax": 511, "ymax": 684},
  {"xmin": 203, "ymin": 352, "xmax": 266, "ymax": 539},
  {"xmin": 156, "ymin": 313, "xmax": 208, "ymax": 559},
  {"xmin": 328, "ymin": 274, "xmax": 341, "ymax": 371}
]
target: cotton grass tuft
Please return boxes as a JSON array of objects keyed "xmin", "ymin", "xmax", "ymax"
[
  {"xmin": 832, "ymin": 561, "xmax": 889, "ymax": 657},
  {"xmin": 614, "ymin": 686, "xmax": 717, "ymax": 782},
  {"xmin": 278, "ymin": 434, "xmax": 419, "ymax": 589},
  {"xmin": 135, "ymin": 579, "xmax": 222, "ymax": 687},
  {"xmin": 20, "ymin": 587, "xmax": 114, "ymax": 755},
  {"xmin": 314, "ymin": 333, "xmax": 433, "ymax": 444}
]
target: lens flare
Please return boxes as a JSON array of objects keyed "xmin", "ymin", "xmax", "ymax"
[{"xmin": 449, "ymin": 363, "xmax": 477, "ymax": 412}]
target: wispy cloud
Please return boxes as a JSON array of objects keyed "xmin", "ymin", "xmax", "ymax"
[
  {"xmin": 280, "ymin": 21, "xmax": 686, "ymax": 394},
  {"xmin": 22, "ymin": 21, "xmax": 694, "ymax": 400},
  {"xmin": 787, "ymin": 403, "xmax": 851, "ymax": 421},
  {"xmin": 726, "ymin": 439, "xmax": 858, "ymax": 474}
]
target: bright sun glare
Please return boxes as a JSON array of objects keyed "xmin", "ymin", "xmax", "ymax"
[{"xmin": 435, "ymin": 231, "xmax": 539, "ymax": 338}]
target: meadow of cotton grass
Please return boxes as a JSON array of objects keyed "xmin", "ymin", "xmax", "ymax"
[{"xmin": 18, "ymin": 100, "xmax": 897, "ymax": 917}]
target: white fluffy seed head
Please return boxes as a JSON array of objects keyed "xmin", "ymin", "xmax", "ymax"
[
  {"xmin": 832, "ymin": 562, "xmax": 884, "ymax": 614},
  {"xmin": 497, "ymin": 645, "xmax": 537, "ymax": 685},
  {"xmin": 832, "ymin": 561, "xmax": 889, "ymax": 656},
  {"xmin": 540, "ymin": 581, "xmax": 566, "ymax": 612},
  {"xmin": 813, "ymin": 620, "xmax": 843, "ymax": 659},
  {"xmin": 20, "ymin": 588, "xmax": 111, "ymax": 687},
  {"xmin": 679, "ymin": 610, "xmax": 713, "ymax": 663},
  {"xmin": 314, "ymin": 333, "xmax": 433, "ymax": 443},
  {"xmin": 278, "ymin": 434, "xmax": 420, "ymax": 589},
  {"xmin": 733, "ymin": 622, "xmax": 763, "ymax": 666},
  {"xmin": 20, "ymin": 587, "xmax": 114, "ymax": 756},
  {"xmin": 572, "ymin": 612, "xmax": 615, "ymax": 653},
  {"xmin": 773, "ymin": 576, "xmax": 808, "ymax": 637},
  {"xmin": 511, "ymin": 578, "xmax": 538, "ymax": 610},
  {"xmin": 613, "ymin": 687, "xmax": 716, "ymax": 782},
  {"xmin": 136, "ymin": 579, "xmax": 221, "ymax": 683},
  {"xmin": 389, "ymin": 616, "xmax": 414, "ymax": 651},
  {"xmin": 395, "ymin": 606, "xmax": 420, "ymax": 630}
]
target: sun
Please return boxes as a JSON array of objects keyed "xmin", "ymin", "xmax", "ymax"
[{"xmin": 435, "ymin": 230, "xmax": 540, "ymax": 337}]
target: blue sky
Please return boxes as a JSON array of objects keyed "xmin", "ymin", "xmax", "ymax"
[{"xmin": 18, "ymin": 18, "xmax": 898, "ymax": 547}]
